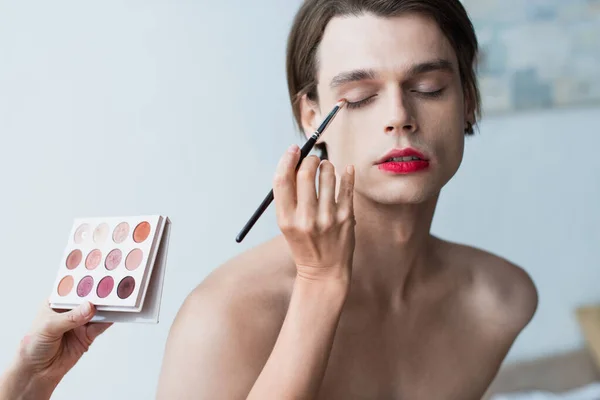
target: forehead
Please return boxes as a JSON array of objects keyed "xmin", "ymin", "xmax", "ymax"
[{"xmin": 316, "ymin": 13, "xmax": 458, "ymax": 82}]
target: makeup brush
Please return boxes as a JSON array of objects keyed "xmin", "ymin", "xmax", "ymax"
[{"xmin": 236, "ymin": 99, "xmax": 346, "ymax": 243}]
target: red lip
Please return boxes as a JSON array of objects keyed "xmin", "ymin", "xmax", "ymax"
[
  {"xmin": 376, "ymin": 148, "xmax": 428, "ymax": 164},
  {"xmin": 376, "ymin": 147, "xmax": 430, "ymax": 174}
]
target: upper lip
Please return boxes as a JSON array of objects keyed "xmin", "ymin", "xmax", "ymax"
[{"xmin": 376, "ymin": 148, "xmax": 429, "ymax": 164}]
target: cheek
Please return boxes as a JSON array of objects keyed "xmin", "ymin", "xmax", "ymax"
[
  {"xmin": 449, "ymin": 134, "xmax": 465, "ymax": 166},
  {"xmin": 434, "ymin": 129, "xmax": 464, "ymax": 173},
  {"xmin": 323, "ymin": 118, "xmax": 370, "ymax": 162},
  {"xmin": 421, "ymin": 111, "xmax": 465, "ymax": 169},
  {"xmin": 424, "ymin": 95, "xmax": 465, "ymax": 144}
]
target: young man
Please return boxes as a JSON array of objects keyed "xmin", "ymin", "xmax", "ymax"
[{"xmin": 157, "ymin": 1, "xmax": 538, "ymax": 399}]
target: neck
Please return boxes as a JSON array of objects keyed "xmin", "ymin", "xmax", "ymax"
[{"xmin": 349, "ymin": 192, "xmax": 439, "ymax": 306}]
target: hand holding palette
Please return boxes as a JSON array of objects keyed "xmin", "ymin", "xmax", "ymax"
[{"xmin": 49, "ymin": 215, "xmax": 171, "ymax": 323}]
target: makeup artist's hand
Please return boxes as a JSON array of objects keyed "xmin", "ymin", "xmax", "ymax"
[
  {"xmin": 0, "ymin": 300, "xmax": 111, "ymax": 400},
  {"xmin": 274, "ymin": 144, "xmax": 356, "ymax": 282}
]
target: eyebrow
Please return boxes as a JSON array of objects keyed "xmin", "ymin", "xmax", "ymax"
[{"xmin": 329, "ymin": 59, "xmax": 455, "ymax": 89}]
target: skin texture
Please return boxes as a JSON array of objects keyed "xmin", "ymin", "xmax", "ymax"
[
  {"xmin": 0, "ymin": 301, "xmax": 111, "ymax": 400},
  {"xmin": 157, "ymin": 13, "xmax": 538, "ymax": 400}
]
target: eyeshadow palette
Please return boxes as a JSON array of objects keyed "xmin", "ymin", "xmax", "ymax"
[{"xmin": 49, "ymin": 215, "xmax": 171, "ymax": 323}]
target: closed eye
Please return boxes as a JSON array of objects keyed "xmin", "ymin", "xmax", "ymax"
[
  {"xmin": 346, "ymin": 94, "xmax": 377, "ymax": 110},
  {"xmin": 346, "ymin": 88, "xmax": 444, "ymax": 109},
  {"xmin": 412, "ymin": 88, "xmax": 445, "ymax": 98}
]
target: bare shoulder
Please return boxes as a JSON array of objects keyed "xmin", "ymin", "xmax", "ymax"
[
  {"xmin": 439, "ymin": 238, "xmax": 538, "ymax": 336},
  {"xmin": 190, "ymin": 234, "xmax": 296, "ymax": 312},
  {"xmin": 156, "ymin": 235, "xmax": 295, "ymax": 399}
]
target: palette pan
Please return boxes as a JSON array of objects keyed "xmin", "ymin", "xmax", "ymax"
[{"xmin": 49, "ymin": 215, "xmax": 171, "ymax": 323}]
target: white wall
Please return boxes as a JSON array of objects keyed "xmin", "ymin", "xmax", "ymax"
[
  {"xmin": 0, "ymin": 1, "xmax": 598, "ymax": 398},
  {"xmin": 435, "ymin": 105, "xmax": 600, "ymax": 362}
]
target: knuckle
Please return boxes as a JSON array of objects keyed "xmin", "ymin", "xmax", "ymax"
[
  {"xmin": 273, "ymin": 173, "xmax": 288, "ymax": 188},
  {"xmin": 297, "ymin": 217, "xmax": 316, "ymax": 234},
  {"xmin": 337, "ymin": 209, "xmax": 354, "ymax": 222},
  {"xmin": 67, "ymin": 312, "xmax": 78, "ymax": 324},
  {"xmin": 318, "ymin": 215, "xmax": 335, "ymax": 231},
  {"xmin": 41, "ymin": 319, "xmax": 55, "ymax": 334},
  {"xmin": 18, "ymin": 340, "xmax": 29, "ymax": 357},
  {"xmin": 278, "ymin": 217, "xmax": 294, "ymax": 233}
]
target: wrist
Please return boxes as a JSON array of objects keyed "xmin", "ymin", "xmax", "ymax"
[
  {"xmin": 1, "ymin": 357, "xmax": 59, "ymax": 400},
  {"xmin": 294, "ymin": 271, "xmax": 350, "ymax": 305},
  {"xmin": 295, "ymin": 263, "xmax": 352, "ymax": 285},
  {"xmin": 24, "ymin": 371, "xmax": 59, "ymax": 400}
]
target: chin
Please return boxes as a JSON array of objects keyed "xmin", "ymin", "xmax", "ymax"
[{"xmin": 357, "ymin": 180, "xmax": 441, "ymax": 205}]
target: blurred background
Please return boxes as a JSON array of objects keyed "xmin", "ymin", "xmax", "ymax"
[{"xmin": 0, "ymin": 0, "xmax": 599, "ymax": 398}]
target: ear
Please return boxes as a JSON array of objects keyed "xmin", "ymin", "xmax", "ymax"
[{"xmin": 299, "ymin": 93, "xmax": 322, "ymax": 142}]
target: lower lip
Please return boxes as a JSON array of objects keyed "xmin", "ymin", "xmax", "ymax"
[{"xmin": 377, "ymin": 160, "xmax": 430, "ymax": 174}]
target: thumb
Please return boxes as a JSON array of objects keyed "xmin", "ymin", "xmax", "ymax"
[{"xmin": 44, "ymin": 301, "xmax": 96, "ymax": 337}]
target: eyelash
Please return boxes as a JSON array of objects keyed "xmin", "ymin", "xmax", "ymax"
[
  {"xmin": 346, "ymin": 95, "xmax": 377, "ymax": 109},
  {"xmin": 345, "ymin": 88, "xmax": 445, "ymax": 110},
  {"xmin": 414, "ymin": 88, "xmax": 445, "ymax": 98}
]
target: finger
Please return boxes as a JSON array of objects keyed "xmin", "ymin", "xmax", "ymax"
[
  {"xmin": 337, "ymin": 165, "xmax": 355, "ymax": 219},
  {"xmin": 317, "ymin": 160, "xmax": 336, "ymax": 217},
  {"xmin": 273, "ymin": 144, "xmax": 300, "ymax": 225},
  {"xmin": 44, "ymin": 301, "xmax": 96, "ymax": 337},
  {"xmin": 87, "ymin": 323, "xmax": 113, "ymax": 341},
  {"xmin": 296, "ymin": 155, "xmax": 320, "ymax": 218}
]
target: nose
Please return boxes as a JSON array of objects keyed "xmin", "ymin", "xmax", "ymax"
[{"xmin": 384, "ymin": 90, "xmax": 418, "ymax": 135}]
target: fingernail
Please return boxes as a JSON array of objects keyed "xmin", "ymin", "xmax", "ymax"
[
  {"xmin": 80, "ymin": 301, "xmax": 92, "ymax": 317},
  {"xmin": 346, "ymin": 165, "xmax": 354, "ymax": 175},
  {"xmin": 288, "ymin": 144, "xmax": 299, "ymax": 154}
]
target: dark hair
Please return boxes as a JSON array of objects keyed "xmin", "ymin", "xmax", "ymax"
[{"xmin": 285, "ymin": 0, "xmax": 481, "ymax": 160}]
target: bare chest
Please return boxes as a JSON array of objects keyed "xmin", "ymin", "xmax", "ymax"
[{"xmin": 315, "ymin": 306, "xmax": 505, "ymax": 400}]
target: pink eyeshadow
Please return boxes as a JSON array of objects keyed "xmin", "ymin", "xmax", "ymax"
[
  {"xmin": 85, "ymin": 249, "xmax": 102, "ymax": 270},
  {"xmin": 113, "ymin": 222, "xmax": 130, "ymax": 244},
  {"xmin": 97, "ymin": 276, "xmax": 114, "ymax": 298},
  {"xmin": 66, "ymin": 249, "xmax": 82, "ymax": 270},
  {"xmin": 76, "ymin": 276, "xmax": 94, "ymax": 297},
  {"xmin": 105, "ymin": 249, "xmax": 122, "ymax": 271},
  {"xmin": 125, "ymin": 248, "xmax": 143, "ymax": 271}
]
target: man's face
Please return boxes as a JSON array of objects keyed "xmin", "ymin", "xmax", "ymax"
[{"xmin": 302, "ymin": 13, "xmax": 469, "ymax": 205}]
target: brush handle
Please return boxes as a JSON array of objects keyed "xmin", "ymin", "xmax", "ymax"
[
  {"xmin": 235, "ymin": 189, "xmax": 274, "ymax": 243},
  {"xmin": 235, "ymin": 136, "xmax": 318, "ymax": 243},
  {"xmin": 235, "ymin": 99, "xmax": 344, "ymax": 243},
  {"xmin": 297, "ymin": 135, "xmax": 318, "ymax": 169}
]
